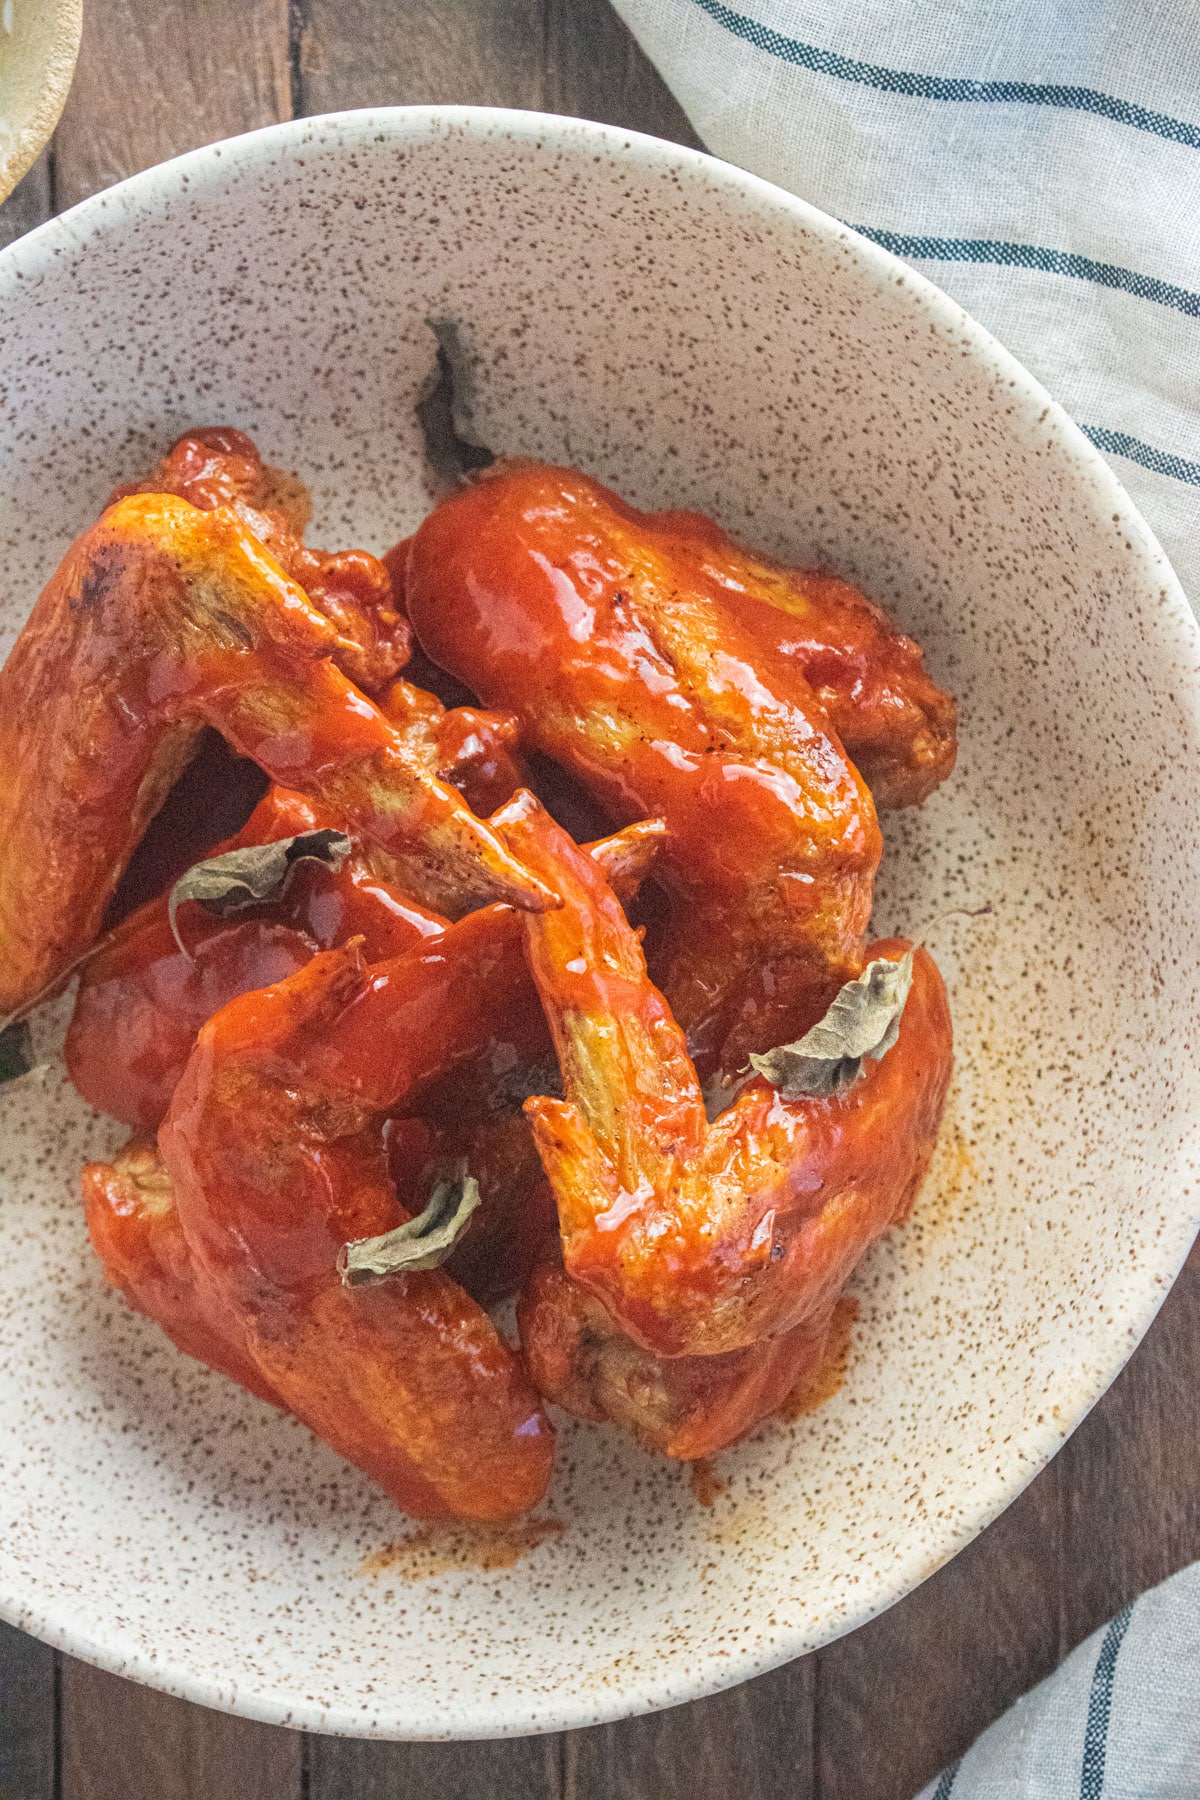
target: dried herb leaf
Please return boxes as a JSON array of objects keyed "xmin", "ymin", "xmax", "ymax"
[
  {"xmin": 0, "ymin": 1020, "xmax": 34, "ymax": 1087},
  {"xmin": 416, "ymin": 319, "xmax": 496, "ymax": 486},
  {"xmin": 168, "ymin": 829, "xmax": 352, "ymax": 951},
  {"xmin": 748, "ymin": 951, "xmax": 915, "ymax": 1099},
  {"xmin": 338, "ymin": 1172, "xmax": 482, "ymax": 1286}
]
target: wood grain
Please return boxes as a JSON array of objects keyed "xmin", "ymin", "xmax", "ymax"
[
  {"xmin": 564, "ymin": 1660, "xmax": 814, "ymax": 1800},
  {"xmin": 59, "ymin": 1662, "xmax": 302, "ymax": 1800},
  {"xmin": 0, "ymin": 1622, "xmax": 54, "ymax": 1800},
  {"xmin": 0, "ymin": 151, "xmax": 54, "ymax": 249},
  {"xmin": 51, "ymin": 0, "xmax": 292, "ymax": 209},
  {"xmin": 310, "ymin": 1733, "xmax": 563, "ymax": 1800},
  {"xmin": 296, "ymin": 0, "xmax": 701, "ymax": 142},
  {"xmin": 296, "ymin": 0, "xmax": 548, "ymax": 113}
]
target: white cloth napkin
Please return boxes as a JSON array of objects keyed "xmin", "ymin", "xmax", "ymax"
[
  {"xmin": 610, "ymin": 0, "xmax": 1200, "ymax": 608},
  {"xmin": 912, "ymin": 1561, "xmax": 1200, "ymax": 1800}
]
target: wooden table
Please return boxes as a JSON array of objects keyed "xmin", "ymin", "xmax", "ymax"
[{"xmin": 1, "ymin": 5, "xmax": 1197, "ymax": 1795}]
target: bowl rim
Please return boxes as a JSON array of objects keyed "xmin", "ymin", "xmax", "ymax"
[{"xmin": 1, "ymin": 102, "xmax": 1199, "ymax": 1741}]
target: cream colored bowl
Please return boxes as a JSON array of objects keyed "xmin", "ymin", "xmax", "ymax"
[
  {"xmin": 0, "ymin": 109, "xmax": 1198, "ymax": 1738},
  {"xmin": 0, "ymin": 0, "xmax": 80, "ymax": 200}
]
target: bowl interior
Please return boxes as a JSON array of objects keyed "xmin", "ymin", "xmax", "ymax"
[{"xmin": 1, "ymin": 109, "xmax": 1199, "ymax": 1738}]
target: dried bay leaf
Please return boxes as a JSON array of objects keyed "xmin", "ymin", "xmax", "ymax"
[
  {"xmin": 168, "ymin": 829, "xmax": 352, "ymax": 951},
  {"xmin": 0, "ymin": 1019, "xmax": 34, "ymax": 1087},
  {"xmin": 338, "ymin": 1172, "xmax": 482, "ymax": 1287},
  {"xmin": 416, "ymin": 319, "xmax": 495, "ymax": 487},
  {"xmin": 748, "ymin": 950, "xmax": 915, "ymax": 1099}
]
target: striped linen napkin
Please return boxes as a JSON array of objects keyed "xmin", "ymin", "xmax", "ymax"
[
  {"xmin": 913, "ymin": 1562, "xmax": 1200, "ymax": 1800},
  {"xmin": 609, "ymin": 0, "xmax": 1200, "ymax": 609}
]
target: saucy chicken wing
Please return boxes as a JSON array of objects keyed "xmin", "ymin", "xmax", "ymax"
[
  {"xmin": 0, "ymin": 490, "xmax": 556, "ymax": 1016},
  {"xmin": 83, "ymin": 1136, "xmax": 283, "ymax": 1408},
  {"xmin": 68, "ymin": 787, "xmax": 662, "ymax": 1133},
  {"xmin": 632, "ymin": 503, "xmax": 956, "ymax": 810},
  {"xmin": 116, "ymin": 427, "xmax": 527, "ymax": 814},
  {"xmin": 397, "ymin": 460, "xmax": 954, "ymax": 809},
  {"xmin": 520, "ymin": 1258, "xmax": 837, "ymax": 1460},
  {"xmin": 80, "ymin": 801, "xmax": 662, "ymax": 1408},
  {"xmin": 65, "ymin": 784, "xmax": 450, "ymax": 1130},
  {"xmin": 155, "ymin": 938, "xmax": 557, "ymax": 1519},
  {"xmin": 110, "ymin": 426, "xmax": 411, "ymax": 696},
  {"xmin": 52, "ymin": 429, "xmax": 959, "ymax": 1515},
  {"xmin": 499, "ymin": 792, "xmax": 952, "ymax": 1358},
  {"xmin": 403, "ymin": 459, "xmax": 884, "ymax": 1073}
]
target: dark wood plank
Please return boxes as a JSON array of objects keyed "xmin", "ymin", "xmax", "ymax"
[
  {"xmin": 59, "ymin": 1662, "xmax": 303, "ymax": 1800},
  {"xmin": 542, "ymin": 0, "xmax": 703, "ymax": 143},
  {"xmin": 564, "ymin": 1661, "xmax": 813, "ymax": 1800},
  {"xmin": 813, "ymin": 1460, "xmax": 1064, "ymax": 1800},
  {"xmin": 1059, "ymin": 1239, "xmax": 1200, "ymax": 1634},
  {"xmin": 296, "ymin": 0, "xmax": 702, "ymax": 145},
  {"xmin": 296, "ymin": 0, "xmax": 548, "ymax": 114},
  {"xmin": 0, "ymin": 150, "xmax": 54, "ymax": 249},
  {"xmin": 52, "ymin": 0, "xmax": 292, "ymax": 209},
  {"xmin": 0, "ymin": 1623, "xmax": 55, "ymax": 1800},
  {"xmin": 310, "ymin": 1734, "xmax": 562, "ymax": 1800}
]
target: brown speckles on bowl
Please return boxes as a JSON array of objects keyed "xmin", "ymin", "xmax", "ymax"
[{"xmin": 0, "ymin": 107, "xmax": 1198, "ymax": 1741}]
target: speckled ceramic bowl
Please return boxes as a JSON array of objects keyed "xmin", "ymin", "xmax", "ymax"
[{"xmin": 1, "ymin": 108, "xmax": 1198, "ymax": 1739}]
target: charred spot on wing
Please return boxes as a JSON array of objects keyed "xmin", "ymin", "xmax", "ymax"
[
  {"xmin": 210, "ymin": 609, "xmax": 255, "ymax": 649},
  {"xmin": 71, "ymin": 541, "xmax": 128, "ymax": 614},
  {"xmin": 416, "ymin": 320, "xmax": 495, "ymax": 489}
]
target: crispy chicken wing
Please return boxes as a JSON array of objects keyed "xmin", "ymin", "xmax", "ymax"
[
  {"xmin": 109, "ymin": 426, "xmax": 411, "ymax": 696},
  {"xmin": 500, "ymin": 793, "xmax": 952, "ymax": 1358},
  {"xmin": 77, "ymin": 801, "xmax": 661, "ymax": 1405},
  {"xmin": 404, "ymin": 460, "xmax": 885, "ymax": 1073},
  {"xmin": 155, "ymin": 939, "xmax": 557, "ymax": 1519},
  {"xmin": 65, "ymin": 785, "xmax": 449, "ymax": 1130},
  {"xmin": 113, "ymin": 428, "xmax": 527, "ymax": 816},
  {"xmin": 519, "ymin": 1258, "xmax": 836, "ymax": 1460},
  {"xmin": 83, "ymin": 1137, "xmax": 283, "ymax": 1408},
  {"xmin": 62, "ymin": 438, "xmax": 958, "ymax": 1502},
  {"xmin": 392, "ymin": 457, "xmax": 955, "ymax": 809},
  {"xmin": 67, "ymin": 786, "xmax": 662, "ymax": 1133},
  {"xmin": 634, "ymin": 499, "xmax": 956, "ymax": 809},
  {"xmin": 0, "ymin": 491, "xmax": 556, "ymax": 1015}
]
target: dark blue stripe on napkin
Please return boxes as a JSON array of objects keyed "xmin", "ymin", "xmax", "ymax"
[
  {"xmin": 688, "ymin": 0, "xmax": 1200, "ymax": 148},
  {"xmin": 849, "ymin": 229, "xmax": 1200, "ymax": 319},
  {"xmin": 828, "ymin": 226, "xmax": 1200, "ymax": 491},
  {"xmin": 1080, "ymin": 1600, "xmax": 1134, "ymax": 1799},
  {"xmin": 931, "ymin": 1757, "xmax": 962, "ymax": 1799},
  {"xmin": 1081, "ymin": 427, "xmax": 1200, "ymax": 488}
]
